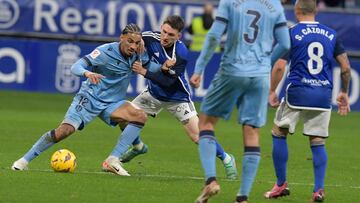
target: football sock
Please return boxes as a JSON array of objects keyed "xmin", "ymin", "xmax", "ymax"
[
  {"xmin": 238, "ymin": 146, "xmax": 260, "ymax": 197},
  {"xmin": 223, "ymin": 153, "xmax": 232, "ymax": 165},
  {"xmin": 23, "ymin": 130, "xmax": 56, "ymax": 162},
  {"xmin": 199, "ymin": 130, "xmax": 217, "ymax": 179},
  {"xmin": 110, "ymin": 122, "xmax": 144, "ymax": 157},
  {"xmin": 272, "ymin": 134, "xmax": 288, "ymax": 186},
  {"xmin": 132, "ymin": 136, "xmax": 144, "ymax": 150},
  {"xmin": 215, "ymin": 141, "xmax": 226, "ymax": 161},
  {"xmin": 311, "ymin": 144, "xmax": 327, "ymax": 191}
]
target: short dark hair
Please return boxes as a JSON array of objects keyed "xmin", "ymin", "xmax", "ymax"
[
  {"xmin": 296, "ymin": 0, "xmax": 317, "ymax": 15},
  {"xmin": 122, "ymin": 23, "xmax": 141, "ymax": 35},
  {"xmin": 163, "ymin": 15, "xmax": 185, "ymax": 32}
]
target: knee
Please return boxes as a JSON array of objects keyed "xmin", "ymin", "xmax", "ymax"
[
  {"xmin": 131, "ymin": 108, "xmax": 148, "ymax": 124},
  {"xmin": 272, "ymin": 125, "xmax": 288, "ymax": 137},
  {"xmin": 310, "ymin": 137, "xmax": 325, "ymax": 146}
]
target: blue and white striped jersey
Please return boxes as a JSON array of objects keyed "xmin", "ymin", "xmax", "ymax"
[
  {"xmin": 142, "ymin": 31, "xmax": 192, "ymax": 102},
  {"xmin": 285, "ymin": 22, "xmax": 345, "ymax": 110}
]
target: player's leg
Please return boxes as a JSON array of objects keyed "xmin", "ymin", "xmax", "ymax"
[
  {"xmin": 195, "ymin": 113, "xmax": 221, "ymax": 203},
  {"xmin": 309, "ymin": 136, "xmax": 327, "ymax": 202},
  {"xmin": 101, "ymin": 101, "xmax": 147, "ymax": 175},
  {"xmin": 235, "ymin": 76, "xmax": 268, "ymax": 203},
  {"xmin": 195, "ymin": 74, "xmax": 240, "ymax": 202},
  {"xmin": 12, "ymin": 93, "xmax": 93, "ymax": 171},
  {"xmin": 304, "ymin": 110, "xmax": 330, "ymax": 202},
  {"xmin": 265, "ymin": 101, "xmax": 299, "ymax": 199},
  {"xmin": 119, "ymin": 90, "xmax": 163, "ymax": 163},
  {"xmin": 12, "ymin": 124, "xmax": 75, "ymax": 171},
  {"xmin": 185, "ymin": 114, "xmax": 238, "ymax": 179}
]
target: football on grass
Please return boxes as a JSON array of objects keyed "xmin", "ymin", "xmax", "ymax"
[{"xmin": 51, "ymin": 149, "xmax": 77, "ymax": 172}]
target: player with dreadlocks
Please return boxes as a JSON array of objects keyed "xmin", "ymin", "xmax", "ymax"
[{"xmin": 11, "ymin": 24, "xmax": 173, "ymax": 176}]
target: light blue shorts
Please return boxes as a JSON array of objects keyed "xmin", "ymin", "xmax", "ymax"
[
  {"xmin": 200, "ymin": 73, "xmax": 269, "ymax": 128},
  {"xmin": 63, "ymin": 92, "xmax": 126, "ymax": 130}
]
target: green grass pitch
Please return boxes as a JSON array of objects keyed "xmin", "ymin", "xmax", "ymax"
[{"xmin": 0, "ymin": 91, "xmax": 359, "ymax": 202}]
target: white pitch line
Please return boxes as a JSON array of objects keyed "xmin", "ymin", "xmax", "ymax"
[{"xmin": 4, "ymin": 167, "xmax": 360, "ymax": 189}]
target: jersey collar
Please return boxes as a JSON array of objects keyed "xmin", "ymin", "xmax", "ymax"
[{"xmin": 299, "ymin": 21, "xmax": 319, "ymax": 24}]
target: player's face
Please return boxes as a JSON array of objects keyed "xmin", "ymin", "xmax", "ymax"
[
  {"xmin": 160, "ymin": 23, "xmax": 181, "ymax": 48},
  {"xmin": 120, "ymin": 32, "xmax": 142, "ymax": 57}
]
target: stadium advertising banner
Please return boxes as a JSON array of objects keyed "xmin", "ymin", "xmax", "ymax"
[{"xmin": 0, "ymin": 0, "xmax": 360, "ymax": 110}]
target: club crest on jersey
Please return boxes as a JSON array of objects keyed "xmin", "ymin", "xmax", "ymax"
[{"xmin": 90, "ymin": 49, "xmax": 101, "ymax": 59}]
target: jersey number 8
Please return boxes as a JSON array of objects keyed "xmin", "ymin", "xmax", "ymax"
[{"xmin": 307, "ymin": 42, "xmax": 324, "ymax": 75}]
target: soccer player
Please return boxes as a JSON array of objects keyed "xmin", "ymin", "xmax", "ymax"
[
  {"xmin": 11, "ymin": 24, "xmax": 170, "ymax": 176},
  {"xmin": 120, "ymin": 15, "xmax": 238, "ymax": 179},
  {"xmin": 190, "ymin": 0, "xmax": 290, "ymax": 202},
  {"xmin": 264, "ymin": 0, "xmax": 351, "ymax": 202}
]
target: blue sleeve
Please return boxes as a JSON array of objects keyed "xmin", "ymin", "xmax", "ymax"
[
  {"xmin": 145, "ymin": 70, "xmax": 177, "ymax": 87},
  {"xmin": 334, "ymin": 37, "xmax": 346, "ymax": 57},
  {"xmin": 271, "ymin": 25, "xmax": 291, "ymax": 66},
  {"xmin": 71, "ymin": 58, "xmax": 90, "ymax": 77},
  {"xmin": 139, "ymin": 52, "xmax": 162, "ymax": 72},
  {"xmin": 144, "ymin": 57, "xmax": 187, "ymax": 87},
  {"xmin": 194, "ymin": 19, "xmax": 227, "ymax": 74}
]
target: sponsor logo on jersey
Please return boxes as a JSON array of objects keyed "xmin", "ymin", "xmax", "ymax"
[{"xmin": 90, "ymin": 49, "xmax": 101, "ymax": 59}]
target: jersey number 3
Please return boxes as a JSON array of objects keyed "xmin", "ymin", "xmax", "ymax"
[
  {"xmin": 307, "ymin": 42, "xmax": 324, "ymax": 75},
  {"xmin": 244, "ymin": 10, "xmax": 261, "ymax": 44}
]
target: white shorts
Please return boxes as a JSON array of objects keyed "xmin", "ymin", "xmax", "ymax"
[
  {"xmin": 274, "ymin": 100, "xmax": 331, "ymax": 137},
  {"xmin": 132, "ymin": 89, "xmax": 197, "ymax": 122}
]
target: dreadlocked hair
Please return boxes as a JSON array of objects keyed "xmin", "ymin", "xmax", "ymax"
[{"xmin": 122, "ymin": 23, "xmax": 141, "ymax": 35}]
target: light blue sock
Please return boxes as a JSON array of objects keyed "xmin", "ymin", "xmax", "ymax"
[
  {"xmin": 23, "ymin": 130, "xmax": 57, "ymax": 162},
  {"xmin": 272, "ymin": 134, "xmax": 288, "ymax": 186},
  {"xmin": 199, "ymin": 130, "xmax": 217, "ymax": 179},
  {"xmin": 311, "ymin": 144, "xmax": 327, "ymax": 191},
  {"xmin": 215, "ymin": 141, "xmax": 226, "ymax": 161},
  {"xmin": 238, "ymin": 147, "xmax": 261, "ymax": 197},
  {"xmin": 110, "ymin": 122, "xmax": 144, "ymax": 157}
]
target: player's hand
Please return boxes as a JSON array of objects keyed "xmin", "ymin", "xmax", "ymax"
[
  {"xmin": 161, "ymin": 59, "xmax": 176, "ymax": 72},
  {"xmin": 84, "ymin": 71, "xmax": 105, "ymax": 84},
  {"xmin": 336, "ymin": 91, "xmax": 350, "ymax": 116},
  {"xmin": 190, "ymin": 74, "xmax": 201, "ymax": 88},
  {"xmin": 137, "ymin": 39, "xmax": 145, "ymax": 54},
  {"xmin": 132, "ymin": 61, "xmax": 146, "ymax": 76},
  {"xmin": 268, "ymin": 91, "xmax": 280, "ymax": 108}
]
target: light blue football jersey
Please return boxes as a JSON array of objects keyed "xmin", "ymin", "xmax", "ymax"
[
  {"xmin": 75, "ymin": 42, "xmax": 149, "ymax": 103},
  {"xmin": 203, "ymin": 0, "xmax": 287, "ymax": 76}
]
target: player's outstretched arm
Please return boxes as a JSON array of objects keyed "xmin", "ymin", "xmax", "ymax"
[
  {"xmin": 191, "ymin": 19, "xmax": 226, "ymax": 86},
  {"xmin": 335, "ymin": 53, "xmax": 351, "ymax": 116},
  {"xmin": 269, "ymin": 59, "xmax": 287, "ymax": 107},
  {"xmin": 71, "ymin": 58, "xmax": 104, "ymax": 84}
]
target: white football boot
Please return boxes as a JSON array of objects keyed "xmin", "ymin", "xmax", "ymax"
[
  {"xmin": 102, "ymin": 156, "xmax": 130, "ymax": 176},
  {"xmin": 11, "ymin": 158, "xmax": 29, "ymax": 171}
]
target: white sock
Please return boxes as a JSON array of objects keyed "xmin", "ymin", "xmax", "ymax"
[
  {"xmin": 223, "ymin": 153, "xmax": 232, "ymax": 164},
  {"xmin": 133, "ymin": 142, "xmax": 144, "ymax": 151}
]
